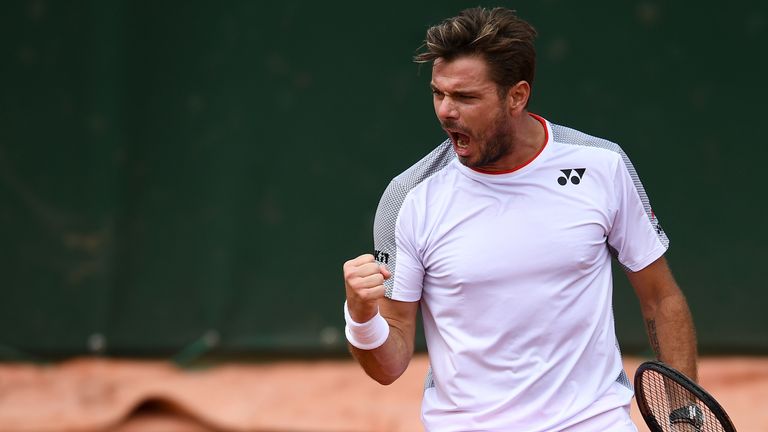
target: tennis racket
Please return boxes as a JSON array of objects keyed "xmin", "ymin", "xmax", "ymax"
[{"xmin": 634, "ymin": 360, "xmax": 736, "ymax": 432}]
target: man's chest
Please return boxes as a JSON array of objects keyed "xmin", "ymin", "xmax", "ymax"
[{"xmin": 417, "ymin": 177, "xmax": 613, "ymax": 290}]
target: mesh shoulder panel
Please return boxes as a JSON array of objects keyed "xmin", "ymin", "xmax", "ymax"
[{"xmin": 373, "ymin": 140, "xmax": 455, "ymax": 298}]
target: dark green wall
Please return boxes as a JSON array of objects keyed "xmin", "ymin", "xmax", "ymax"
[{"xmin": 1, "ymin": 1, "xmax": 766, "ymax": 359}]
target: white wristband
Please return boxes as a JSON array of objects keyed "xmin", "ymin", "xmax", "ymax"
[{"xmin": 344, "ymin": 301, "xmax": 390, "ymax": 350}]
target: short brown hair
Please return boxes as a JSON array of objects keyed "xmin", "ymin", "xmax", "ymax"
[{"xmin": 414, "ymin": 7, "xmax": 538, "ymax": 98}]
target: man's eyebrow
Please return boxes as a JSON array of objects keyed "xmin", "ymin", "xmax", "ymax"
[{"xmin": 429, "ymin": 83, "xmax": 480, "ymax": 96}]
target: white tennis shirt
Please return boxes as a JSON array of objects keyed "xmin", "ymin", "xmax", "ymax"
[{"xmin": 372, "ymin": 115, "xmax": 668, "ymax": 431}]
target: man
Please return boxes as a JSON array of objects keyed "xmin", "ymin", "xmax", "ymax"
[{"xmin": 342, "ymin": 7, "xmax": 697, "ymax": 431}]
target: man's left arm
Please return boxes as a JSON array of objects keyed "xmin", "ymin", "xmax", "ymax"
[{"xmin": 625, "ymin": 255, "xmax": 698, "ymax": 381}]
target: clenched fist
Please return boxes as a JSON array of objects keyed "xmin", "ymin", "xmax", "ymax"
[{"xmin": 343, "ymin": 254, "xmax": 392, "ymax": 323}]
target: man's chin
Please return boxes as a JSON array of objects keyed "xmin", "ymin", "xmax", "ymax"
[{"xmin": 457, "ymin": 155, "xmax": 482, "ymax": 169}]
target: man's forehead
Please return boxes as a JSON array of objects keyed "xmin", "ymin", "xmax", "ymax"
[{"xmin": 431, "ymin": 55, "xmax": 494, "ymax": 90}]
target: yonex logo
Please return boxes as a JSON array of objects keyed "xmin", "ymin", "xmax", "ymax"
[{"xmin": 558, "ymin": 168, "xmax": 586, "ymax": 186}]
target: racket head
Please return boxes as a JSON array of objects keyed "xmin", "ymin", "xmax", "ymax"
[{"xmin": 634, "ymin": 360, "xmax": 736, "ymax": 432}]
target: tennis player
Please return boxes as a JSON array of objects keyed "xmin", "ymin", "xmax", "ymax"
[{"xmin": 342, "ymin": 7, "xmax": 697, "ymax": 431}]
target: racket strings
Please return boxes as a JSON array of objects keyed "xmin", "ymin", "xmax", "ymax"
[{"xmin": 640, "ymin": 370, "xmax": 725, "ymax": 431}]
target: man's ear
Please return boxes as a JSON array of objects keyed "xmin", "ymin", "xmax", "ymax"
[{"xmin": 506, "ymin": 80, "xmax": 531, "ymax": 113}]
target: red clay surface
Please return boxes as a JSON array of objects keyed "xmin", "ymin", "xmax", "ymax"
[{"xmin": 0, "ymin": 355, "xmax": 764, "ymax": 431}]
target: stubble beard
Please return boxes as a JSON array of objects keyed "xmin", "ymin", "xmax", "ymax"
[{"xmin": 457, "ymin": 110, "xmax": 515, "ymax": 169}]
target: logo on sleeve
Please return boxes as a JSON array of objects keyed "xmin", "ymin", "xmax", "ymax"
[
  {"xmin": 650, "ymin": 210, "xmax": 665, "ymax": 235},
  {"xmin": 557, "ymin": 168, "xmax": 586, "ymax": 185},
  {"xmin": 373, "ymin": 250, "xmax": 390, "ymax": 264}
]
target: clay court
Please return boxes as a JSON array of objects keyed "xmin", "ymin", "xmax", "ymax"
[{"xmin": 0, "ymin": 354, "xmax": 765, "ymax": 431}]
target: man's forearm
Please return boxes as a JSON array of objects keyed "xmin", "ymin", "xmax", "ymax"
[
  {"xmin": 644, "ymin": 293, "xmax": 698, "ymax": 381},
  {"xmin": 343, "ymin": 255, "xmax": 417, "ymax": 385},
  {"xmin": 349, "ymin": 324, "xmax": 413, "ymax": 385}
]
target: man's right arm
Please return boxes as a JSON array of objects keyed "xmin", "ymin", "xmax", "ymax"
[{"xmin": 343, "ymin": 254, "xmax": 418, "ymax": 385}]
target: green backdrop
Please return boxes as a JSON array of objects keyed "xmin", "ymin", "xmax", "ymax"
[{"xmin": 1, "ymin": 0, "xmax": 766, "ymax": 359}]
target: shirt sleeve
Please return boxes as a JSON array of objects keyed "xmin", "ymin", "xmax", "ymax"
[
  {"xmin": 373, "ymin": 180, "xmax": 424, "ymax": 301},
  {"xmin": 607, "ymin": 152, "xmax": 669, "ymax": 272}
]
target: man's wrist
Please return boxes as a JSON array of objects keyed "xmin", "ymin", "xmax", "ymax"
[{"xmin": 344, "ymin": 301, "xmax": 390, "ymax": 350}]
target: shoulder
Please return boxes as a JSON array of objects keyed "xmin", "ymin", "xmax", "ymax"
[
  {"xmin": 391, "ymin": 139, "xmax": 456, "ymax": 190},
  {"xmin": 377, "ymin": 140, "xmax": 455, "ymax": 208},
  {"xmin": 374, "ymin": 140, "xmax": 455, "ymax": 228},
  {"xmin": 549, "ymin": 121, "xmax": 632, "ymax": 169},
  {"xmin": 551, "ymin": 122, "xmax": 624, "ymax": 154}
]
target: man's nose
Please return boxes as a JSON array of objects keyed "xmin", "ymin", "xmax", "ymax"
[{"xmin": 436, "ymin": 98, "xmax": 459, "ymax": 121}]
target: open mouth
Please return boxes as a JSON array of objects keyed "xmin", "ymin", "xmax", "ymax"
[{"xmin": 448, "ymin": 130, "xmax": 470, "ymax": 147}]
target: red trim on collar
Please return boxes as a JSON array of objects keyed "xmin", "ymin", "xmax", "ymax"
[{"xmin": 471, "ymin": 113, "xmax": 548, "ymax": 175}]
